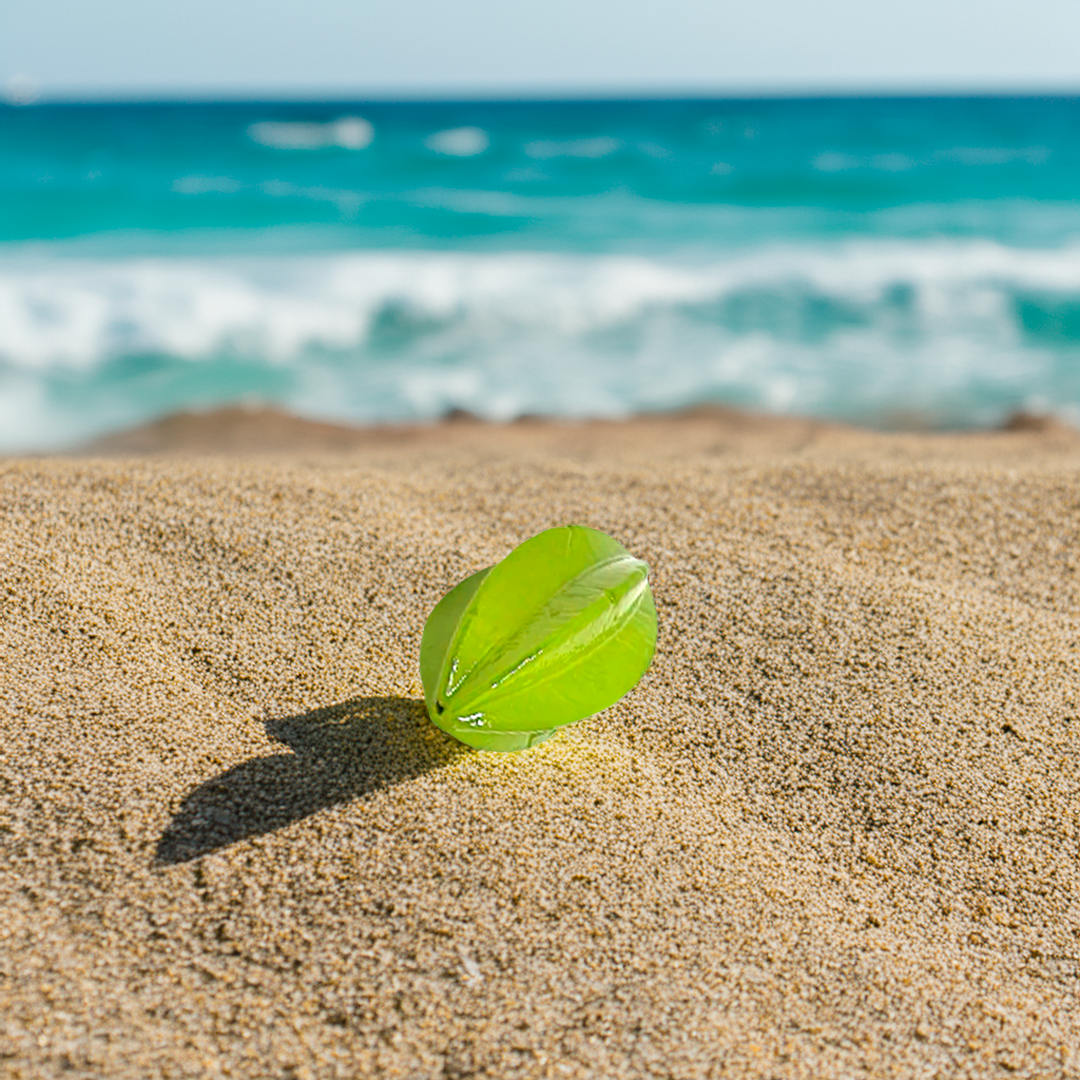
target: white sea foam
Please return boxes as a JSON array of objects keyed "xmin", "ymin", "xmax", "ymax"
[
  {"xmin": 259, "ymin": 180, "xmax": 366, "ymax": 215},
  {"xmin": 815, "ymin": 147, "xmax": 1051, "ymax": 172},
  {"xmin": 248, "ymin": 117, "xmax": 374, "ymax": 151},
  {"xmin": 426, "ymin": 127, "xmax": 490, "ymax": 157},
  {"xmin": 938, "ymin": 146, "xmax": 1051, "ymax": 166},
  {"xmin": 813, "ymin": 152, "xmax": 916, "ymax": 173},
  {"xmin": 172, "ymin": 175, "xmax": 244, "ymax": 194},
  {"xmin": 524, "ymin": 137, "xmax": 620, "ymax": 159},
  {"xmin": 0, "ymin": 240, "xmax": 1078, "ymax": 450}
]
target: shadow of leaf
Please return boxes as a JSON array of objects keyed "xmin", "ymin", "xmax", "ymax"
[{"xmin": 155, "ymin": 696, "xmax": 462, "ymax": 865}]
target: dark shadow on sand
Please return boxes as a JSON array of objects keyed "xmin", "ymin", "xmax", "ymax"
[{"xmin": 155, "ymin": 696, "xmax": 464, "ymax": 865}]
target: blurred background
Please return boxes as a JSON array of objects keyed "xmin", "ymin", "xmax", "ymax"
[{"xmin": 2, "ymin": 0, "xmax": 1079, "ymax": 451}]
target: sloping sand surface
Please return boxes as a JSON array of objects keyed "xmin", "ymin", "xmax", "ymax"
[{"xmin": 3, "ymin": 415, "xmax": 1080, "ymax": 1078}]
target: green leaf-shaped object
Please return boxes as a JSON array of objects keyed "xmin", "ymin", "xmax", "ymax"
[{"xmin": 420, "ymin": 525, "xmax": 657, "ymax": 751}]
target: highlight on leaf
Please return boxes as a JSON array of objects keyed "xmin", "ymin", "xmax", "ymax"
[{"xmin": 420, "ymin": 525, "xmax": 657, "ymax": 752}]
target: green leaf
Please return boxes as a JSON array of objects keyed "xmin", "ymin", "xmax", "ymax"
[{"xmin": 420, "ymin": 525, "xmax": 657, "ymax": 751}]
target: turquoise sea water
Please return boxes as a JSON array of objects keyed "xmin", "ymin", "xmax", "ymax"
[{"xmin": 2, "ymin": 96, "xmax": 1079, "ymax": 450}]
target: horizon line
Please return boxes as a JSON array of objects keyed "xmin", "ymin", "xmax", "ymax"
[{"xmin": 7, "ymin": 83, "xmax": 1080, "ymax": 107}]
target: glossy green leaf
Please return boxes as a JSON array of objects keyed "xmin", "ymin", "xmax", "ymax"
[{"xmin": 420, "ymin": 525, "xmax": 657, "ymax": 751}]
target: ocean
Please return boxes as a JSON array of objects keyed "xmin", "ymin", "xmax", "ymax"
[{"xmin": 2, "ymin": 95, "xmax": 1078, "ymax": 451}]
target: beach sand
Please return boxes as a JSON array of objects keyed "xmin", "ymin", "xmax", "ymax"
[{"xmin": 3, "ymin": 409, "xmax": 1080, "ymax": 1078}]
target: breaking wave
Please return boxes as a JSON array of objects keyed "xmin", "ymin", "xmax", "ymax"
[
  {"xmin": 1, "ymin": 240, "xmax": 1079, "ymax": 451},
  {"xmin": 248, "ymin": 116, "xmax": 375, "ymax": 151}
]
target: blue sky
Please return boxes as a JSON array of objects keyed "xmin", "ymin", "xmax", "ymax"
[{"xmin": 4, "ymin": 0, "xmax": 1079, "ymax": 99}]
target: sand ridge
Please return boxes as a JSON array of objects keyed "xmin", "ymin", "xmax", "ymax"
[{"xmin": 2, "ymin": 419, "xmax": 1080, "ymax": 1078}]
